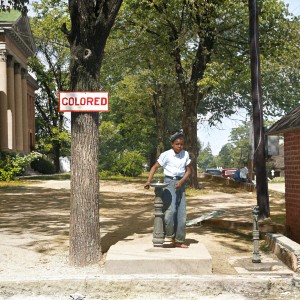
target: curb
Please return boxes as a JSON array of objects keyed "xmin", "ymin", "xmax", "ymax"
[
  {"xmin": 1, "ymin": 274, "xmax": 300, "ymax": 299},
  {"xmin": 266, "ymin": 233, "xmax": 300, "ymax": 272}
]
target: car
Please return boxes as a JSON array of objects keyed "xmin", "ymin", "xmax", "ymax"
[
  {"xmin": 221, "ymin": 168, "xmax": 238, "ymax": 179},
  {"xmin": 204, "ymin": 168, "xmax": 222, "ymax": 176}
]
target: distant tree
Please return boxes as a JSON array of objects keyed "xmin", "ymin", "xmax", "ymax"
[
  {"xmin": 100, "ymin": 17, "xmax": 183, "ymax": 166},
  {"xmin": 100, "ymin": 67, "xmax": 183, "ymax": 168},
  {"xmin": 29, "ymin": 0, "xmax": 71, "ymax": 172},
  {"xmin": 228, "ymin": 121, "xmax": 251, "ymax": 167},
  {"xmin": 109, "ymin": 0, "xmax": 300, "ymax": 189},
  {"xmin": 217, "ymin": 144, "xmax": 235, "ymax": 168},
  {"xmin": 198, "ymin": 143, "xmax": 215, "ymax": 171}
]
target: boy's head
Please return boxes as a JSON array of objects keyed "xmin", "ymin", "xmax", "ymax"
[
  {"xmin": 170, "ymin": 132, "xmax": 185, "ymax": 153},
  {"xmin": 170, "ymin": 132, "xmax": 185, "ymax": 143}
]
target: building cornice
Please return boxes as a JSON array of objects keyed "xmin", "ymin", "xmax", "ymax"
[{"xmin": 6, "ymin": 27, "xmax": 35, "ymax": 57}]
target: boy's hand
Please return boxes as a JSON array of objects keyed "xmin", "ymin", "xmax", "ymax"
[
  {"xmin": 144, "ymin": 181, "xmax": 151, "ymax": 189},
  {"xmin": 175, "ymin": 181, "xmax": 183, "ymax": 189}
]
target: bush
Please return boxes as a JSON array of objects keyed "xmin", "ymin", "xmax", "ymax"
[
  {"xmin": 99, "ymin": 170, "xmax": 115, "ymax": 178},
  {"xmin": 0, "ymin": 151, "xmax": 42, "ymax": 181},
  {"xmin": 113, "ymin": 151, "xmax": 144, "ymax": 177},
  {"xmin": 31, "ymin": 157, "xmax": 56, "ymax": 174}
]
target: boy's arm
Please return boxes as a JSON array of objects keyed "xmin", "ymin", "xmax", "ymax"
[{"xmin": 144, "ymin": 162, "xmax": 161, "ymax": 189}]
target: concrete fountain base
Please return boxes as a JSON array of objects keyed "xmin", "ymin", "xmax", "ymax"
[{"xmin": 105, "ymin": 234, "xmax": 212, "ymax": 275}]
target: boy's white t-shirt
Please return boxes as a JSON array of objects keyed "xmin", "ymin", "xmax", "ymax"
[{"xmin": 157, "ymin": 149, "xmax": 191, "ymax": 177}]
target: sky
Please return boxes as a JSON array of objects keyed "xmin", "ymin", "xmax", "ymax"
[{"xmin": 197, "ymin": 0, "xmax": 300, "ymax": 155}]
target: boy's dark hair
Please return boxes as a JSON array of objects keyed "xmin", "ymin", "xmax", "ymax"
[{"xmin": 170, "ymin": 132, "xmax": 185, "ymax": 142}]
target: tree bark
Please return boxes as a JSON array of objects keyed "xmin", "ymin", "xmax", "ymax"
[
  {"xmin": 152, "ymin": 87, "xmax": 166, "ymax": 158},
  {"xmin": 182, "ymin": 85, "xmax": 199, "ymax": 188},
  {"xmin": 69, "ymin": 112, "xmax": 101, "ymax": 266},
  {"xmin": 66, "ymin": 0, "xmax": 123, "ymax": 266},
  {"xmin": 248, "ymin": 0, "xmax": 270, "ymax": 218}
]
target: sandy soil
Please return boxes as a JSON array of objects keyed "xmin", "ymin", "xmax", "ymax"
[{"xmin": 0, "ymin": 178, "xmax": 290, "ymax": 282}]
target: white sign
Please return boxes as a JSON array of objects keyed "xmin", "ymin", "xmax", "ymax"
[{"xmin": 59, "ymin": 91, "xmax": 109, "ymax": 112}]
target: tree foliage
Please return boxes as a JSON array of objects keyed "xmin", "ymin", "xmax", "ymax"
[
  {"xmin": 217, "ymin": 144, "xmax": 235, "ymax": 169},
  {"xmin": 104, "ymin": 0, "xmax": 300, "ymax": 188},
  {"xmin": 0, "ymin": 151, "xmax": 41, "ymax": 181},
  {"xmin": 28, "ymin": 0, "xmax": 71, "ymax": 172},
  {"xmin": 100, "ymin": 9, "xmax": 183, "ymax": 166},
  {"xmin": 215, "ymin": 120, "xmax": 251, "ymax": 169},
  {"xmin": 197, "ymin": 143, "xmax": 216, "ymax": 171}
]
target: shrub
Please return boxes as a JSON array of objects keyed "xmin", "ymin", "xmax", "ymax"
[
  {"xmin": 31, "ymin": 157, "xmax": 56, "ymax": 174},
  {"xmin": 0, "ymin": 151, "xmax": 42, "ymax": 181},
  {"xmin": 99, "ymin": 170, "xmax": 115, "ymax": 179},
  {"xmin": 113, "ymin": 151, "xmax": 144, "ymax": 177}
]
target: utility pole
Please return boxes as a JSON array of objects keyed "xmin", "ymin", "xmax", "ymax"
[{"xmin": 248, "ymin": 0, "xmax": 270, "ymax": 218}]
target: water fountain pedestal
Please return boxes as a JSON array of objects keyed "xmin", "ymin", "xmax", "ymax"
[{"xmin": 150, "ymin": 181, "xmax": 169, "ymax": 247}]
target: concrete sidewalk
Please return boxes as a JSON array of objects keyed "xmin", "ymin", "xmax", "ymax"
[{"xmin": 268, "ymin": 182, "xmax": 285, "ymax": 193}]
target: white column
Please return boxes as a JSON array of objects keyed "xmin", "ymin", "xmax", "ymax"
[
  {"xmin": 7, "ymin": 55, "xmax": 15, "ymax": 151},
  {"xmin": 0, "ymin": 50, "xmax": 8, "ymax": 150},
  {"xmin": 21, "ymin": 69, "xmax": 29, "ymax": 153},
  {"xmin": 14, "ymin": 63, "xmax": 23, "ymax": 152}
]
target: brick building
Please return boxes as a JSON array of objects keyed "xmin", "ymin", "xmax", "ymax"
[
  {"xmin": 0, "ymin": 10, "xmax": 38, "ymax": 154},
  {"xmin": 267, "ymin": 104, "xmax": 300, "ymax": 244}
]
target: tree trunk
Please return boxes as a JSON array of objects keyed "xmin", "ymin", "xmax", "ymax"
[
  {"xmin": 152, "ymin": 88, "xmax": 166, "ymax": 158},
  {"xmin": 69, "ymin": 112, "xmax": 101, "ymax": 266},
  {"xmin": 52, "ymin": 140, "xmax": 60, "ymax": 173},
  {"xmin": 249, "ymin": 0, "xmax": 270, "ymax": 218},
  {"xmin": 182, "ymin": 85, "xmax": 199, "ymax": 188},
  {"xmin": 65, "ymin": 0, "xmax": 123, "ymax": 266}
]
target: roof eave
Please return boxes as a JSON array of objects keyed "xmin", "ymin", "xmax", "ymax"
[{"xmin": 267, "ymin": 126, "xmax": 300, "ymax": 136}]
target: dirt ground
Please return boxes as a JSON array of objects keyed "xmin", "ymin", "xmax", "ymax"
[{"xmin": 0, "ymin": 176, "xmax": 290, "ymax": 281}]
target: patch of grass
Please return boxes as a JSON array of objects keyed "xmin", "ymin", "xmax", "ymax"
[
  {"xmin": 260, "ymin": 240, "xmax": 272, "ymax": 254},
  {"xmin": 269, "ymin": 213, "xmax": 286, "ymax": 225},
  {"xmin": 100, "ymin": 173, "xmax": 147, "ymax": 183},
  {"xmin": 269, "ymin": 177, "xmax": 285, "ymax": 183},
  {"xmin": 23, "ymin": 173, "xmax": 71, "ymax": 181},
  {"xmin": 0, "ymin": 180, "xmax": 31, "ymax": 188},
  {"xmin": 186, "ymin": 187, "xmax": 208, "ymax": 197}
]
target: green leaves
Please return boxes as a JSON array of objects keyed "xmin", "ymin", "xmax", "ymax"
[{"xmin": 0, "ymin": 151, "xmax": 42, "ymax": 181}]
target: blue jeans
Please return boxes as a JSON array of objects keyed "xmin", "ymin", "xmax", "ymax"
[{"xmin": 162, "ymin": 177, "xmax": 187, "ymax": 243}]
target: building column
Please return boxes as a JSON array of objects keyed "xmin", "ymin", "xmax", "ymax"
[
  {"xmin": 0, "ymin": 50, "xmax": 8, "ymax": 151},
  {"xmin": 14, "ymin": 63, "xmax": 23, "ymax": 152},
  {"xmin": 7, "ymin": 55, "xmax": 15, "ymax": 151},
  {"xmin": 21, "ymin": 69, "xmax": 29, "ymax": 153}
]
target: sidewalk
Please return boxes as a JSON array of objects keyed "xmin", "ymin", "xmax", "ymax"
[
  {"xmin": 0, "ymin": 178, "xmax": 299, "ymax": 299},
  {"xmin": 268, "ymin": 182, "xmax": 285, "ymax": 193}
]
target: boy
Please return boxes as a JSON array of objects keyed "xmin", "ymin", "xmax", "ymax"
[{"xmin": 144, "ymin": 133, "xmax": 191, "ymax": 248}]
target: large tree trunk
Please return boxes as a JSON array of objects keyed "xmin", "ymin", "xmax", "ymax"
[
  {"xmin": 65, "ymin": 0, "xmax": 123, "ymax": 266},
  {"xmin": 249, "ymin": 0, "xmax": 270, "ymax": 218},
  {"xmin": 69, "ymin": 112, "xmax": 100, "ymax": 266}
]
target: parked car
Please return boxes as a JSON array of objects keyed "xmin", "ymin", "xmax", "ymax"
[
  {"xmin": 204, "ymin": 168, "xmax": 222, "ymax": 176},
  {"xmin": 221, "ymin": 168, "xmax": 238, "ymax": 179}
]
